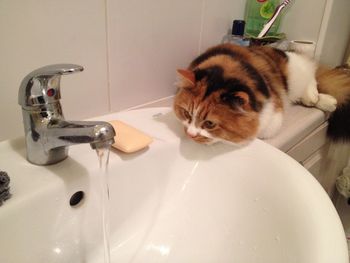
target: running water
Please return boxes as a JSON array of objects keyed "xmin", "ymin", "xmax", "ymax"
[{"xmin": 96, "ymin": 146, "xmax": 111, "ymax": 263}]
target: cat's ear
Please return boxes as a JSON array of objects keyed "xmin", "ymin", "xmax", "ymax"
[
  {"xmin": 221, "ymin": 91, "xmax": 250, "ymax": 111},
  {"xmin": 176, "ymin": 69, "xmax": 196, "ymax": 87}
]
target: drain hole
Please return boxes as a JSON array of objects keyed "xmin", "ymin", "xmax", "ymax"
[{"xmin": 70, "ymin": 191, "xmax": 84, "ymax": 207}]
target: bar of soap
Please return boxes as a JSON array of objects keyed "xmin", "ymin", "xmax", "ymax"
[{"xmin": 108, "ymin": 120, "xmax": 153, "ymax": 153}]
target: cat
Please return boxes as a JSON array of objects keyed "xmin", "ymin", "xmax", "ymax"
[{"xmin": 173, "ymin": 43, "xmax": 350, "ymax": 145}]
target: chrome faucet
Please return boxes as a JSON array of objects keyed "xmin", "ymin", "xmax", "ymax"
[{"xmin": 18, "ymin": 64, "xmax": 116, "ymax": 165}]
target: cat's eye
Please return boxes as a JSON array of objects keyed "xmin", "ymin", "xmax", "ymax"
[
  {"xmin": 202, "ymin": 120, "xmax": 216, "ymax": 129},
  {"xmin": 183, "ymin": 109, "xmax": 192, "ymax": 120}
]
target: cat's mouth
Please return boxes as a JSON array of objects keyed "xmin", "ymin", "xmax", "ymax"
[
  {"xmin": 183, "ymin": 126, "xmax": 215, "ymax": 144},
  {"xmin": 186, "ymin": 133, "xmax": 213, "ymax": 144}
]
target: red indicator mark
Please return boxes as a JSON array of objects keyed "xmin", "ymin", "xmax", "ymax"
[{"xmin": 47, "ymin": 89, "xmax": 55, "ymax": 97}]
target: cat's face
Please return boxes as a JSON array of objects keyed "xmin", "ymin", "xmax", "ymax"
[{"xmin": 174, "ymin": 69, "xmax": 260, "ymax": 145}]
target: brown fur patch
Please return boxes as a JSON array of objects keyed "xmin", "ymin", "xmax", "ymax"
[
  {"xmin": 317, "ymin": 66, "xmax": 350, "ymax": 106},
  {"xmin": 194, "ymin": 44, "xmax": 288, "ymax": 109},
  {"xmin": 174, "ymin": 86, "xmax": 259, "ymax": 143},
  {"xmin": 174, "ymin": 43, "xmax": 289, "ymax": 144},
  {"xmin": 207, "ymin": 103, "xmax": 259, "ymax": 142}
]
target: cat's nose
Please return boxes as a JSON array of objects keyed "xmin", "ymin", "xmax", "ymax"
[
  {"xmin": 186, "ymin": 130, "xmax": 198, "ymax": 138},
  {"xmin": 185, "ymin": 126, "xmax": 199, "ymax": 138}
]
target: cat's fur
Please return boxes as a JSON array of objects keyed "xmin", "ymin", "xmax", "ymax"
[{"xmin": 173, "ymin": 43, "xmax": 350, "ymax": 145}]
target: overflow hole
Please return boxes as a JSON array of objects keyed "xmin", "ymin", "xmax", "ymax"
[{"xmin": 70, "ymin": 191, "xmax": 85, "ymax": 207}]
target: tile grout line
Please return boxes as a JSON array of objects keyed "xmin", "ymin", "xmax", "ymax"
[
  {"xmin": 314, "ymin": 0, "xmax": 334, "ymax": 60},
  {"xmin": 197, "ymin": 0, "xmax": 206, "ymax": 55},
  {"xmin": 104, "ymin": 0, "xmax": 112, "ymax": 112}
]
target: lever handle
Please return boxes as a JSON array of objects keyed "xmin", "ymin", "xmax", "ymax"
[
  {"xmin": 18, "ymin": 64, "xmax": 84, "ymax": 108},
  {"xmin": 24, "ymin": 64, "xmax": 83, "ymax": 79}
]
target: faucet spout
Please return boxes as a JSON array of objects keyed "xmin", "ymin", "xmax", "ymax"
[
  {"xmin": 21, "ymin": 109, "xmax": 116, "ymax": 165},
  {"xmin": 47, "ymin": 120, "xmax": 116, "ymax": 150}
]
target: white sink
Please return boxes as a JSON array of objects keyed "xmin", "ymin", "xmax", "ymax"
[{"xmin": 0, "ymin": 107, "xmax": 348, "ymax": 263}]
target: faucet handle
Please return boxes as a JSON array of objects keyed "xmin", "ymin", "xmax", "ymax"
[{"xmin": 18, "ymin": 64, "xmax": 84, "ymax": 109}]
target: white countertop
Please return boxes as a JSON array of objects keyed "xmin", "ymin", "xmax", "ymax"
[
  {"xmin": 265, "ymin": 103, "xmax": 328, "ymax": 152},
  {"xmin": 139, "ymin": 97, "xmax": 329, "ymax": 153}
]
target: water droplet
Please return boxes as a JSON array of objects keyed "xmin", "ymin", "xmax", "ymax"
[
  {"xmin": 153, "ymin": 113, "xmax": 163, "ymax": 118},
  {"xmin": 53, "ymin": 247, "xmax": 61, "ymax": 254},
  {"xmin": 275, "ymin": 235, "xmax": 281, "ymax": 242}
]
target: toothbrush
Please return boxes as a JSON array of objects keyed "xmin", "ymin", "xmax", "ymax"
[{"xmin": 257, "ymin": 0, "xmax": 292, "ymax": 38}]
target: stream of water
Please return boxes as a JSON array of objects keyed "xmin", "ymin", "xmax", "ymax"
[{"xmin": 96, "ymin": 147, "xmax": 111, "ymax": 263}]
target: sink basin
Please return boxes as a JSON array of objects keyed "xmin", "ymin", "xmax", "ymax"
[{"xmin": 0, "ymin": 107, "xmax": 348, "ymax": 263}]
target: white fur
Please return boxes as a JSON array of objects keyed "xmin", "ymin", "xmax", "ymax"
[
  {"xmin": 316, "ymin": 93, "xmax": 337, "ymax": 112},
  {"xmin": 300, "ymin": 78, "xmax": 319, "ymax": 106},
  {"xmin": 185, "ymin": 120, "xmax": 221, "ymax": 145},
  {"xmin": 183, "ymin": 107, "xmax": 214, "ymax": 139},
  {"xmin": 286, "ymin": 52, "xmax": 337, "ymax": 112},
  {"xmin": 186, "ymin": 121, "xmax": 212, "ymax": 138},
  {"xmin": 257, "ymin": 100, "xmax": 283, "ymax": 139},
  {"xmin": 286, "ymin": 52, "xmax": 318, "ymax": 103}
]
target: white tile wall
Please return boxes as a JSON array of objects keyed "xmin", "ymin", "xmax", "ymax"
[
  {"xmin": 280, "ymin": 0, "xmax": 350, "ymax": 67},
  {"xmin": 107, "ymin": 0, "xmax": 203, "ymax": 111},
  {"xmin": 279, "ymin": 0, "xmax": 327, "ymax": 42},
  {"xmin": 319, "ymin": 0, "xmax": 350, "ymax": 67},
  {"xmin": 199, "ymin": 0, "xmax": 246, "ymax": 51},
  {"xmin": 0, "ymin": 0, "xmax": 347, "ymax": 142},
  {"xmin": 0, "ymin": 0, "xmax": 109, "ymax": 141},
  {"xmin": 107, "ymin": 0, "xmax": 246, "ymax": 112}
]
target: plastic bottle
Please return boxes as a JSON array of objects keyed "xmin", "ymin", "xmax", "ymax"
[
  {"xmin": 222, "ymin": 20, "xmax": 250, "ymax": 46},
  {"xmin": 244, "ymin": 0, "xmax": 282, "ymax": 38}
]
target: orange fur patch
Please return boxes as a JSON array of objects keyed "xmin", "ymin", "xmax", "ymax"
[
  {"xmin": 317, "ymin": 67, "xmax": 350, "ymax": 106},
  {"xmin": 177, "ymin": 69, "xmax": 195, "ymax": 86},
  {"xmin": 174, "ymin": 43, "xmax": 289, "ymax": 144}
]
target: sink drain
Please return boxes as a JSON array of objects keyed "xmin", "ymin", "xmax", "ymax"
[{"xmin": 69, "ymin": 191, "xmax": 84, "ymax": 207}]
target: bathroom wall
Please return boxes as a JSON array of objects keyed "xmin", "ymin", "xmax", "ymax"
[
  {"xmin": 0, "ymin": 0, "xmax": 245, "ymax": 142},
  {"xmin": 279, "ymin": 0, "xmax": 327, "ymax": 42},
  {"xmin": 0, "ymin": 0, "xmax": 110, "ymax": 141},
  {"xmin": 318, "ymin": 0, "xmax": 350, "ymax": 67},
  {"xmin": 106, "ymin": 0, "xmax": 246, "ymax": 111},
  {"xmin": 0, "ymin": 0, "xmax": 348, "ymax": 142}
]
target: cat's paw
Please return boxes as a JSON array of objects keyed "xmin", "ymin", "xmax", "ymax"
[
  {"xmin": 316, "ymin": 93, "xmax": 337, "ymax": 112},
  {"xmin": 300, "ymin": 84, "xmax": 319, "ymax": 107}
]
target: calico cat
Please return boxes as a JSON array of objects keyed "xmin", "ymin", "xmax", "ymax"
[{"xmin": 173, "ymin": 43, "xmax": 350, "ymax": 145}]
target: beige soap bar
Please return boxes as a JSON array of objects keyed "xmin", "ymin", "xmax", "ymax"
[{"xmin": 108, "ymin": 120, "xmax": 153, "ymax": 153}]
